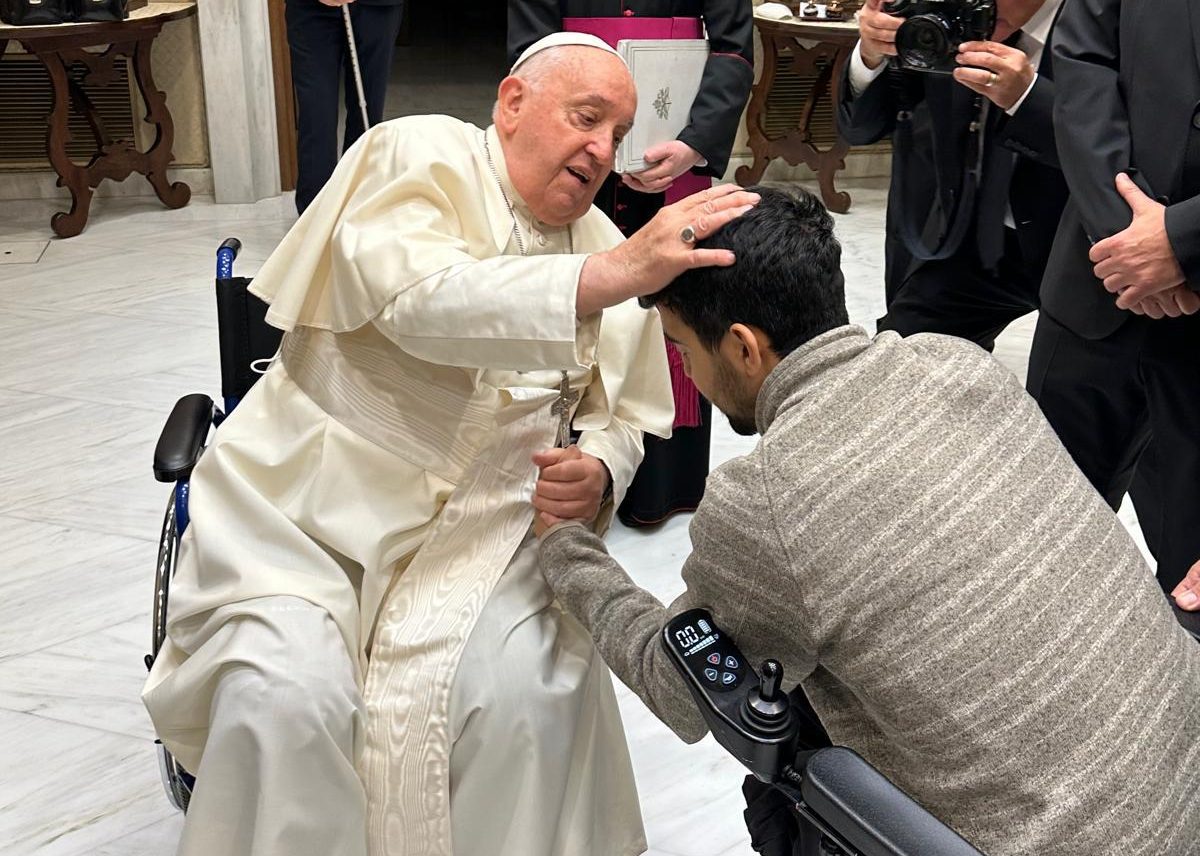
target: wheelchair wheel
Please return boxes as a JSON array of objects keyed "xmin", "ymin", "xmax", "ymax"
[
  {"xmin": 151, "ymin": 492, "xmax": 176, "ymax": 661},
  {"xmin": 150, "ymin": 491, "xmax": 196, "ymax": 813},
  {"xmin": 157, "ymin": 740, "xmax": 194, "ymax": 813}
]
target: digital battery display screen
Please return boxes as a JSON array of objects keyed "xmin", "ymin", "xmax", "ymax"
[{"xmin": 674, "ymin": 618, "xmax": 717, "ymax": 656}]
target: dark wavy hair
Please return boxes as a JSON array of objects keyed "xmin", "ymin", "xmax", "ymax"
[{"xmin": 641, "ymin": 185, "xmax": 847, "ymax": 358}]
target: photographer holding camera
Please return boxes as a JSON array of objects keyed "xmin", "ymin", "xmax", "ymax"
[{"xmin": 837, "ymin": 0, "xmax": 1064, "ymax": 352}]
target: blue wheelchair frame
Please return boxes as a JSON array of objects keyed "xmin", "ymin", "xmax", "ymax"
[{"xmin": 147, "ymin": 238, "xmax": 282, "ymax": 812}]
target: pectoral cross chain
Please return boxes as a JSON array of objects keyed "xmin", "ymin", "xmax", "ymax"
[{"xmin": 552, "ymin": 370, "xmax": 579, "ymax": 449}]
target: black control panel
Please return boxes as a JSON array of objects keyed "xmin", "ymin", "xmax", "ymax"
[
  {"xmin": 667, "ymin": 612, "xmax": 745, "ymax": 692},
  {"xmin": 664, "ymin": 611, "xmax": 988, "ymax": 856},
  {"xmin": 662, "ymin": 608, "xmax": 800, "ymax": 782}
]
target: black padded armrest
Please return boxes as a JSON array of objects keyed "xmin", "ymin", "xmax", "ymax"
[
  {"xmin": 153, "ymin": 394, "xmax": 214, "ymax": 483},
  {"xmin": 800, "ymin": 747, "xmax": 983, "ymax": 856},
  {"xmin": 1172, "ymin": 601, "xmax": 1200, "ymax": 643}
]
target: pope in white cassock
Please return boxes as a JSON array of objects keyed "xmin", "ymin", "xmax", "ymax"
[{"xmin": 141, "ymin": 31, "xmax": 760, "ymax": 856}]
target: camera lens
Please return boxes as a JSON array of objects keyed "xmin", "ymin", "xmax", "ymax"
[{"xmin": 896, "ymin": 14, "xmax": 953, "ymax": 70}]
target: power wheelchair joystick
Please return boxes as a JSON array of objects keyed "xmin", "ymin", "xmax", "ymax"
[
  {"xmin": 662, "ymin": 609, "xmax": 984, "ymax": 856},
  {"xmin": 743, "ymin": 659, "xmax": 792, "ymax": 733}
]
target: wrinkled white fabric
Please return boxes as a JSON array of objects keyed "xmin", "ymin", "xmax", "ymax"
[
  {"xmin": 151, "ymin": 596, "xmax": 368, "ymax": 856},
  {"xmin": 143, "ymin": 114, "xmax": 671, "ymax": 856},
  {"xmin": 448, "ymin": 536, "xmax": 646, "ymax": 856}
]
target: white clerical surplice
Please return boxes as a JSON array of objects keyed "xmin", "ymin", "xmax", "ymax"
[{"xmin": 143, "ymin": 117, "xmax": 673, "ymax": 856}]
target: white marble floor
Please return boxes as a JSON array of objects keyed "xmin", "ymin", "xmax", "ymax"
[{"xmin": 0, "ymin": 178, "xmax": 1147, "ymax": 856}]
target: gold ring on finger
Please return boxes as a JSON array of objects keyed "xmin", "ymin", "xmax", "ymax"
[
  {"xmin": 985, "ymin": 71, "xmax": 998, "ymax": 87},
  {"xmin": 679, "ymin": 225, "xmax": 697, "ymax": 244}
]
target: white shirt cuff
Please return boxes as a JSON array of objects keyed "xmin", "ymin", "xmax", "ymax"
[
  {"xmin": 848, "ymin": 39, "xmax": 888, "ymax": 98},
  {"xmin": 1005, "ymin": 72, "xmax": 1039, "ymax": 116}
]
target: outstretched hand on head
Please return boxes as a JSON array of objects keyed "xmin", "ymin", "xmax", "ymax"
[{"xmin": 576, "ymin": 184, "xmax": 760, "ymax": 316}]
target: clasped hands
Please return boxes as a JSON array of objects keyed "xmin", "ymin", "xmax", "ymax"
[
  {"xmin": 1089, "ymin": 173, "xmax": 1197, "ymax": 318},
  {"xmin": 531, "ymin": 446, "xmax": 610, "ymax": 538}
]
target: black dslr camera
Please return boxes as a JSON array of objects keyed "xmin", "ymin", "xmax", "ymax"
[{"xmin": 887, "ymin": 0, "xmax": 997, "ymax": 73}]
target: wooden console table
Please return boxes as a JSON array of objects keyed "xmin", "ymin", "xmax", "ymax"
[
  {"xmin": 0, "ymin": 1, "xmax": 195, "ymax": 237},
  {"xmin": 737, "ymin": 14, "xmax": 860, "ymax": 213}
]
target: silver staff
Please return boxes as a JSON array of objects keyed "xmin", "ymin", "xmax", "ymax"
[{"xmin": 341, "ymin": 4, "xmax": 371, "ymax": 131}]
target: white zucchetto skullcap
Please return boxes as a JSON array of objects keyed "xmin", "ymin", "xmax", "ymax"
[{"xmin": 509, "ymin": 32, "xmax": 628, "ymax": 74}]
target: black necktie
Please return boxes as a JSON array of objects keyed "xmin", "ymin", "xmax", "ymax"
[{"xmin": 975, "ymin": 29, "xmax": 1025, "ymax": 268}]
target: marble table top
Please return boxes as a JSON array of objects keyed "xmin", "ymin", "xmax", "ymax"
[{"xmin": 0, "ymin": 1, "xmax": 196, "ymax": 40}]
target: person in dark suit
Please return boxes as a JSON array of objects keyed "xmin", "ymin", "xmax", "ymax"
[
  {"xmin": 285, "ymin": 0, "xmax": 404, "ymax": 213},
  {"xmin": 507, "ymin": 1, "xmax": 754, "ymax": 527},
  {"xmin": 837, "ymin": 0, "xmax": 1065, "ymax": 352},
  {"xmin": 1026, "ymin": 0, "xmax": 1200, "ymax": 594}
]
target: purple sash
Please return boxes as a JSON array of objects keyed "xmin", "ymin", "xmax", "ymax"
[{"xmin": 563, "ymin": 15, "xmax": 703, "ymax": 43}]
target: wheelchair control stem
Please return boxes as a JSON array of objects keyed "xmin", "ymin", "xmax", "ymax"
[
  {"xmin": 743, "ymin": 659, "xmax": 792, "ymax": 733},
  {"xmin": 760, "ymin": 659, "xmax": 782, "ymax": 701}
]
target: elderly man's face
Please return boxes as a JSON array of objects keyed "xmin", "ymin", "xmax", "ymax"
[{"xmin": 498, "ymin": 52, "xmax": 636, "ymax": 226}]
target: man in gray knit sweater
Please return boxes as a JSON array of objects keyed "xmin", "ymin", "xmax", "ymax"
[{"xmin": 533, "ymin": 187, "xmax": 1200, "ymax": 855}]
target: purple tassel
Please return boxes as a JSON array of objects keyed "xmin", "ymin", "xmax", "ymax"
[{"xmin": 666, "ymin": 341, "xmax": 702, "ymax": 429}]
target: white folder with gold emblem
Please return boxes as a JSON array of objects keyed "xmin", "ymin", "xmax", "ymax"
[{"xmin": 615, "ymin": 38, "xmax": 710, "ymax": 174}]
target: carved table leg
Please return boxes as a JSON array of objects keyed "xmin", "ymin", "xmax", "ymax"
[
  {"xmin": 69, "ymin": 76, "xmax": 112, "ymax": 153},
  {"xmin": 737, "ymin": 27, "xmax": 858, "ymax": 212},
  {"xmin": 811, "ymin": 47, "xmax": 851, "ymax": 214},
  {"xmin": 131, "ymin": 32, "xmax": 190, "ymax": 209},
  {"xmin": 33, "ymin": 48, "xmax": 94, "ymax": 238},
  {"xmin": 813, "ymin": 136, "xmax": 852, "ymax": 213},
  {"xmin": 735, "ymin": 30, "xmax": 780, "ymax": 187}
]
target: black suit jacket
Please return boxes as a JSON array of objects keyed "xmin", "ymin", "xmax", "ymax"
[
  {"xmin": 507, "ymin": 0, "xmax": 754, "ymax": 178},
  {"xmin": 1043, "ymin": 0, "xmax": 1200, "ymax": 339},
  {"xmin": 836, "ymin": 29, "xmax": 1068, "ymax": 302}
]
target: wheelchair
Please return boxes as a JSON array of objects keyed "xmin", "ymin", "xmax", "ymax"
[{"xmin": 145, "ymin": 238, "xmax": 283, "ymax": 813}]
